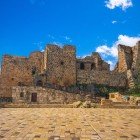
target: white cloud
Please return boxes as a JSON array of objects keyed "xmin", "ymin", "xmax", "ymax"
[
  {"xmin": 77, "ymin": 54, "xmax": 91, "ymax": 59},
  {"xmin": 96, "ymin": 35, "xmax": 140, "ymax": 58},
  {"xmin": 48, "ymin": 35, "xmax": 72, "ymax": 43},
  {"xmin": 116, "ymin": 35, "xmax": 140, "ymax": 46},
  {"xmin": 96, "ymin": 35, "xmax": 140, "ymax": 70},
  {"xmin": 96, "ymin": 45, "xmax": 118, "ymax": 57},
  {"xmin": 52, "ymin": 42, "xmax": 63, "ymax": 47},
  {"xmin": 40, "ymin": 46, "xmax": 44, "ymax": 52},
  {"xmin": 33, "ymin": 42, "xmax": 44, "ymax": 52},
  {"xmin": 105, "ymin": 0, "xmax": 133, "ymax": 10},
  {"xmin": 63, "ymin": 36, "xmax": 72, "ymax": 43},
  {"xmin": 112, "ymin": 20, "xmax": 117, "ymax": 24}
]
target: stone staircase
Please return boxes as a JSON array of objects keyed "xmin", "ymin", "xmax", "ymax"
[{"xmin": 127, "ymin": 70, "xmax": 135, "ymax": 88}]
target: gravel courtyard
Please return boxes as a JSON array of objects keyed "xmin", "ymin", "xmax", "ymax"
[{"xmin": 0, "ymin": 108, "xmax": 140, "ymax": 140}]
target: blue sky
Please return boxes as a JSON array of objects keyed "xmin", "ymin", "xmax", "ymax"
[{"xmin": 0, "ymin": 0, "xmax": 140, "ymax": 69}]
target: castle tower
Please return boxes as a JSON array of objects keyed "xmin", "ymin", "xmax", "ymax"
[
  {"xmin": 44, "ymin": 44, "xmax": 76, "ymax": 86},
  {"xmin": 118, "ymin": 44, "xmax": 133, "ymax": 73},
  {"xmin": 132, "ymin": 41, "xmax": 140, "ymax": 72}
]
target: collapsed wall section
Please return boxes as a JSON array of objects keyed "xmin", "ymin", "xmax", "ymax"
[{"xmin": 76, "ymin": 52, "xmax": 120, "ymax": 86}]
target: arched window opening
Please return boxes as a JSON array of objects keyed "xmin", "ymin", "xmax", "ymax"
[
  {"xmin": 91, "ymin": 63, "xmax": 96, "ymax": 70},
  {"xmin": 36, "ymin": 80, "xmax": 43, "ymax": 87},
  {"xmin": 60, "ymin": 61, "xmax": 64, "ymax": 66},
  {"xmin": 32, "ymin": 67, "xmax": 36, "ymax": 75},
  {"xmin": 18, "ymin": 82, "xmax": 24, "ymax": 86},
  {"xmin": 80, "ymin": 63, "xmax": 85, "ymax": 70},
  {"xmin": 11, "ymin": 78, "xmax": 14, "ymax": 81},
  {"xmin": 20, "ymin": 92, "xmax": 24, "ymax": 98}
]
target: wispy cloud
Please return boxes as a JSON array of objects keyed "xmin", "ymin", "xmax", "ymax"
[
  {"xmin": 77, "ymin": 54, "xmax": 91, "ymax": 59},
  {"xmin": 96, "ymin": 45, "xmax": 118, "ymax": 58},
  {"xmin": 112, "ymin": 20, "xmax": 117, "ymax": 24},
  {"xmin": 105, "ymin": 0, "xmax": 133, "ymax": 11},
  {"xmin": 48, "ymin": 34, "xmax": 73, "ymax": 44},
  {"xmin": 62, "ymin": 36, "xmax": 72, "ymax": 43},
  {"xmin": 52, "ymin": 42, "xmax": 63, "ymax": 47},
  {"xmin": 48, "ymin": 34, "xmax": 55, "ymax": 40},
  {"xmin": 33, "ymin": 42, "xmax": 45, "ymax": 52}
]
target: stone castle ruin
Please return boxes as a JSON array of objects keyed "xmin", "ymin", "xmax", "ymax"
[{"xmin": 0, "ymin": 41, "xmax": 140, "ymax": 103}]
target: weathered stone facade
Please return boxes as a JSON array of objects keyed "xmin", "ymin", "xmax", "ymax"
[
  {"xmin": 44, "ymin": 45, "xmax": 76, "ymax": 86},
  {"xmin": 117, "ymin": 41, "xmax": 140, "ymax": 87},
  {"xmin": 12, "ymin": 86, "xmax": 94, "ymax": 104},
  {"xmin": 0, "ymin": 41, "xmax": 140, "ymax": 98},
  {"xmin": 0, "ymin": 52, "xmax": 44, "ymax": 97}
]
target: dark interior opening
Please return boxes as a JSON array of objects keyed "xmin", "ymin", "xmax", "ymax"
[
  {"xmin": 91, "ymin": 63, "xmax": 96, "ymax": 70},
  {"xmin": 31, "ymin": 93, "xmax": 37, "ymax": 102},
  {"xmin": 60, "ymin": 61, "xmax": 64, "ymax": 65},
  {"xmin": 20, "ymin": 92, "xmax": 24, "ymax": 98},
  {"xmin": 18, "ymin": 82, "xmax": 24, "ymax": 86},
  {"xmin": 32, "ymin": 67, "xmax": 36, "ymax": 75},
  {"xmin": 80, "ymin": 62, "xmax": 85, "ymax": 70},
  {"xmin": 36, "ymin": 80, "xmax": 43, "ymax": 87}
]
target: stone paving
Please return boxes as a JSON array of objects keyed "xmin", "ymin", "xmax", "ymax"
[{"xmin": 0, "ymin": 108, "xmax": 140, "ymax": 140}]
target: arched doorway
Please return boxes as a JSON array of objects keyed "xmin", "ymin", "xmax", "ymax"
[
  {"xmin": 91, "ymin": 63, "xmax": 96, "ymax": 70},
  {"xmin": 80, "ymin": 62, "xmax": 85, "ymax": 70},
  {"xmin": 31, "ymin": 93, "xmax": 37, "ymax": 102}
]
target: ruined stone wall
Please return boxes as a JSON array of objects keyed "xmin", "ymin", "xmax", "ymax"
[
  {"xmin": 12, "ymin": 86, "xmax": 91, "ymax": 104},
  {"xmin": 0, "ymin": 52, "xmax": 44, "ymax": 97},
  {"xmin": 0, "ymin": 72, "xmax": 2, "ymax": 97},
  {"xmin": 29, "ymin": 51, "xmax": 44, "ymax": 73},
  {"xmin": 76, "ymin": 52, "xmax": 113, "ymax": 85},
  {"xmin": 118, "ymin": 45, "xmax": 133, "ymax": 73},
  {"xmin": 77, "ymin": 52, "xmax": 110, "ymax": 72},
  {"xmin": 1, "ymin": 41, "xmax": 140, "ymax": 98},
  {"xmin": 44, "ymin": 45, "xmax": 76, "ymax": 86},
  {"xmin": 109, "ymin": 72, "xmax": 127, "ymax": 87},
  {"xmin": 132, "ymin": 41, "xmax": 140, "ymax": 72},
  {"xmin": 77, "ymin": 70, "xmax": 110, "ymax": 85},
  {"xmin": 118, "ymin": 42, "xmax": 140, "ymax": 73},
  {"xmin": 77, "ymin": 70, "xmax": 127, "ymax": 87},
  {"xmin": 117, "ymin": 42, "xmax": 140, "ymax": 87}
]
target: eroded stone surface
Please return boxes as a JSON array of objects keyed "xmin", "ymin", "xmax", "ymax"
[
  {"xmin": 1, "ymin": 42, "xmax": 140, "ymax": 98},
  {"xmin": 0, "ymin": 108, "xmax": 139, "ymax": 140}
]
